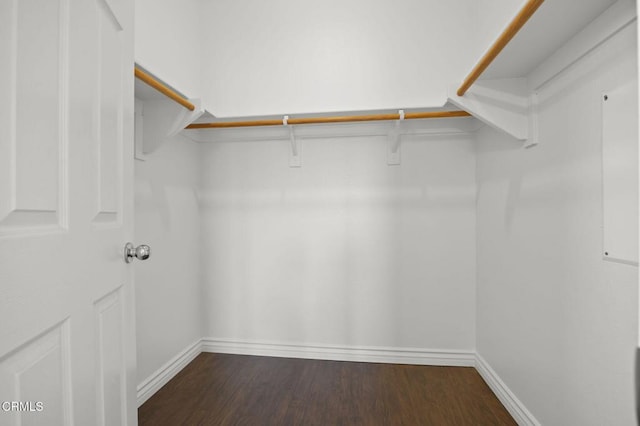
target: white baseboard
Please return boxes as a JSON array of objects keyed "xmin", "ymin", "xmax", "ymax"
[
  {"xmin": 475, "ymin": 353, "xmax": 540, "ymax": 426},
  {"xmin": 136, "ymin": 339, "xmax": 202, "ymax": 407},
  {"xmin": 201, "ymin": 337, "xmax": 475, "ymax": 367}
]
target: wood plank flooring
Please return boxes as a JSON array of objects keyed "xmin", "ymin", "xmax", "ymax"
[{"xmin": 139, "ymin": 353, "xmax": 516, "ymax": 425}]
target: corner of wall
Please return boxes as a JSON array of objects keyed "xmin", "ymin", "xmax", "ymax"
[{"xmin": 474, "ymin": 353, "xmax": 541, "ymax": 426}]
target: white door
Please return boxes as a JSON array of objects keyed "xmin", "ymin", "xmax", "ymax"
[{"xmin": 0, "ymin": 0, "xmax": 136, "ymax": 425}]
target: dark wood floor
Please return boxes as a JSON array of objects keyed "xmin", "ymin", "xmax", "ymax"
[{"xmin": 139, "ymin": 353, "xmax": 516, "ymax": 426}]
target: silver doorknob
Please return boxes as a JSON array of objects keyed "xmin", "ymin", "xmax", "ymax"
[{"xmin": 124, "ymin": 242, "xmax": 151, "ymax": 263}]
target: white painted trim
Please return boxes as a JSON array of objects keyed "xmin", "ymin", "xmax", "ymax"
[
  {"xmin": 475, "ymin": 354, "xmax": 541, "ymax": 426},
  {"xmin": 201, "ymin": 338, "xmax": 475, "ymax": 367},
  {"xmin": 136, "ymin": 339, "xmax": 202, "ymax": 407}
]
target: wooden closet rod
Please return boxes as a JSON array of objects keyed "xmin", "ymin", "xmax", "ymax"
[
  {"xmin": 186, "ymin": 110, "xmax": 471, "ymax": 129},
  {"xmin": 134, "ymin": 66, "xmax": 196, "ymax": 111},
  {"xmin": 456, "ymin": 0, "xmax": 544, "ymax": 96}
]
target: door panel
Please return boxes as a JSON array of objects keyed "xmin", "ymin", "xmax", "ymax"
[
  {"xmin": 0, "ymin": 321, "xmax": 72, "ymax": 426},
  {"xmin": 0, "ymin": 0, "xmax": 68, "ymax": 235},
  {"xmin": 95, "ymin": 0, "xmax": 123, "ymax": 224},
  {"xmin": 95, "ymin": 289, "xmax": 126, "ymax": 426},
  {"xmin": 0, "ymin": 0, "xmax": 135, "ymax": 424}
]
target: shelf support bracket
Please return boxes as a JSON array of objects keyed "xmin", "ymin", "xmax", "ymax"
[
  {"xmin": 448, "ymin": 78, "xmax": 533, "ymax": 144},
  {"xmin": 168, "ymin": 98, "xmax": 205, "ymax": 137},
  {"xmin": 142, "ymin": 97, "xmax": 205, "ymax": 154}
]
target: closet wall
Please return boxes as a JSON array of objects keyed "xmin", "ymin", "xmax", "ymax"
[
  {"xmin": 475, "ymin": 20, "xmax": 638, "ymax": 425},
  {"xmin": 134, "ymin": 1, "xmax": 639, "ymax": 423},
  {"xmin": 133, "ymin": 0, "xmax": 205, "ymax": 396},
  {"xmin": 198, "ymin": 123, "xmax": 477, "ymax": 353},
  {"xmin": 134, "ymin": 105, "xmax": 204, "ymax": 390},
  {"xmin": 199, "ymin": 0, "xmax": 480, "ymax": 117},
  {"xmin": 135, "ymin": 0, "xmax": 202, "ymax": 98}
]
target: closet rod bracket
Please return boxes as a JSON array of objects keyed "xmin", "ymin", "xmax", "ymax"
[
  {"xmin": 387, "ymin": 110, "xmax": 404, "ymax": 165},
  {"xmin": 284, "ymin": 116, "xmax": 301, "ymax": 167}
]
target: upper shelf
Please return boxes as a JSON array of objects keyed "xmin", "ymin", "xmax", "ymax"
[
  {"xmin": 448, "ymin": 0, "xmax": 633, "ymax": 144},
  {"xmin": 480, "ymin": 0, "xmax": 618, "ymax": 80},
  {"xmin": 135, "ymin": 65, "xmax": 474, "ymax": 131},
  {"xmin": 134, "ymin": 65, "xmax": 206, "ymax": 152},
  {"xmin": 133, "ymin": 0, "xmax": 633, "ymax": 143},
  {"xmin": 134, "ymin": 67, "xmax": 196, "ymax": 111}
]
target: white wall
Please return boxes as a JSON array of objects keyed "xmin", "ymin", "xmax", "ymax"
[
  {"xmin": 200, "ymin": 0, "xmax": 478, "ymax": 117},
  {"xmin": 199, "ymin": 122, "xmax": 477, "ymax": 351},
  {"xmin": 135, "ymin": 0, "xmax": 202, "ymax": 98},
  {"xmin": 134, "ymin": 109, "xmax": 203, "ymax": 385},
  {"xmin": 475, "ymin": 22, "xmax": 638, "ymax": 425},
  {"xmin": 475, "ymin": 0, "xmax": 526, "ymax": 61}
]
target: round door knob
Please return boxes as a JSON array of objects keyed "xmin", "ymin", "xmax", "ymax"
[
  {"xmin": 124, "ymin": 242, "xmax": 151, "ymax": 263},
  {"xmin": 135, "ymin": 244, "xmax": 151, "ymax": 260}
]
